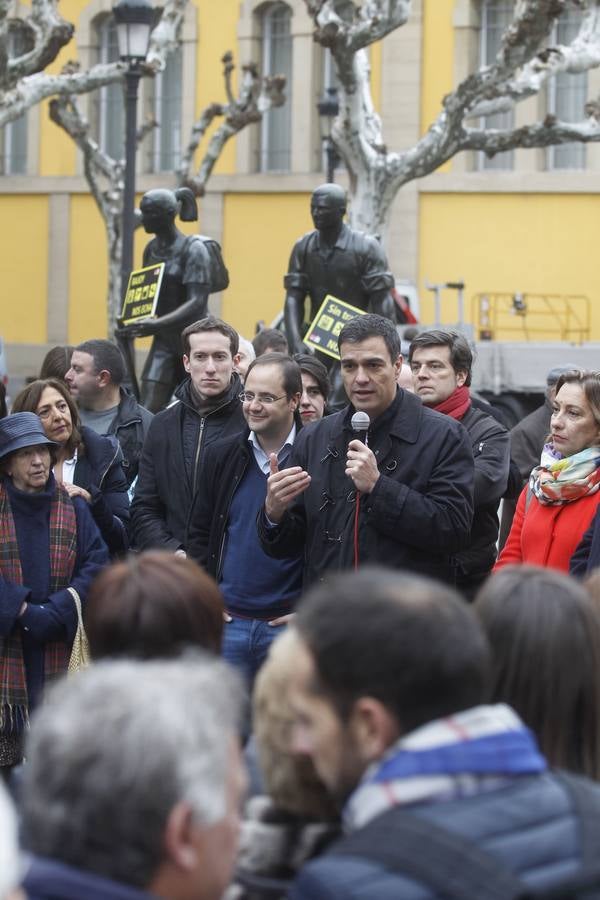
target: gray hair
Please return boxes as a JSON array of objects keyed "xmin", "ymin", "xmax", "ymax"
[
  {"xmin": 237, "ymin": 336, "xmax": 256, "ymax": 362},
  {"xmin": 0, "ymin": 783, "xmax": 20, "ymax": 899},
  {"xmin": 21, "ymin": 656, "xmax": 242, "ymax": 889}
]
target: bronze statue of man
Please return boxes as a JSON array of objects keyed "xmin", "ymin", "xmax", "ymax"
[
  {"xmin": 117, "ymin": 187, "xmax": 212, "ymax": 413},
  {"xmin": 284, "ymin": 183, "xmax": 395, "ymax": 405}
]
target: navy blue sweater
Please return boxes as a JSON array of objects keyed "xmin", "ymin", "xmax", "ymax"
[{"xmin": 219, "ymin": 455, "xmax": 302, "ymax": 619}]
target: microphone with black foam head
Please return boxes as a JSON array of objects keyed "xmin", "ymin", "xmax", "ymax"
[{"xmin": 350, "ymin": 410, "xmax": 371, "ymax": 447}]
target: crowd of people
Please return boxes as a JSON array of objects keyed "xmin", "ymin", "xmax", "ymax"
[{"xmin": 2, "ymin": 313, "xmax": 600, "ymax": 898}]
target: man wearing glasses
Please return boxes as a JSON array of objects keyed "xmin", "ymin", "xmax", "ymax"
[{"xmin": 187, "ymin": 353, "xmax": 303, "ymax": 685}]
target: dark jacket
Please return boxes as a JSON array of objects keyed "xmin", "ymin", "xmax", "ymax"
[
  {"xmin": 131, "ymin": 375, "xmax": 245, "ymax": 551},
  {"xmin": 0, "ymin": 478, "xmax": 108, "ymax": 713},
  {"xmin": 187, "ymin": 429, "xmax": 256, "ymax": 576},
  {"xmin": 511, "ymin": 400, "xmax": 552, "ymax": 483},
  {"xmin": 499, "ymin": 401, "xmax": 553, "ymax": 548},
  {"xmin": 570, "ymin": 504, "xmax": 600, "ymax": 577},
  {"xmin": 107, "ymin": 388, "xmax": 153, "ymax": 487},
  {"xmin": 258, "ymin": 390, "xmax": 474, "ymax": 585},
  {"xmin": 75, "ymin": 426, "xmax": 130, "ymax": 556},
  {"xmin": 290, "ymin": 772, "xmax": 600, "ymax": 900},
  {"xmin": 187, "ymin": 426, "xmax": 303, "ymax": 582},
  {"xmin": 451, "ymin": 405, "xmax": 510, "ymax": 595},
  {"xmin": 23, "ymin": 856, "xmax": 155, "ymax": 900}
]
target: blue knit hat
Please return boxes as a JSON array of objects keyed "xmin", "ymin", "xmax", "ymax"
[{"xmin": 0, "ymin": 412, "xmax": 58, "ymax": 461}]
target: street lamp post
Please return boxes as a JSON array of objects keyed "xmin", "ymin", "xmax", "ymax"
[
  {"xmin": 113, "ymin": 0, "xmax": 160, "ymax": 303},
  {"xmin": 317, "ymin": 86, "xmax": 340, "ymax": 184}
]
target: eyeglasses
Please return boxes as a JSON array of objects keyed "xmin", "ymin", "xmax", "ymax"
[{"xmin": 238, "ymin": 392, "xmax": 287, "ymax": 405}]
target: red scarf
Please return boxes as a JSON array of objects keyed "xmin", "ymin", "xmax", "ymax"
[{"xmin": 432, "ymin": 385, "xmax": 471, "ymax": 420}]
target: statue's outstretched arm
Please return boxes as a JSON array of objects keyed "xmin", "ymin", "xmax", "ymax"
[
  {"xmin": 369, "ymin": 289, "xmax": 395, "ymax": 321},
  {"xmin": 118, "ymin": 283, "xmax": 209, "ymax": 338},
  {"xmin": 284, "ymin": 289, "xmax": 307, "ymax": 355}
]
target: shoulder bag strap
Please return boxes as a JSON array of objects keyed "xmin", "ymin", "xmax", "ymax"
[{"xmin": 328, "ymin": 805, "xmax": 526, "ymax": 900}]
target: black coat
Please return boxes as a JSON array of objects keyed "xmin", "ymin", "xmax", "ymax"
[
  {"xmin": 131, "ymin": 376, "xmax": 245, "ymax": 551},
  {"xmin": 451, "ymin": 405, "xmax": 510, "ymax": 595},
  {"xmin": 187, "ymin": 430, "xmax": 254, "ymax": 577},
  {"xmin": 258, "ymin": 390, "xmax": 474, "ymax": 585},
  {"xmin": 107, "ymin": 388, "xmax": 154, "ymax": 487},
  {"xmin": 570, "ymin": 505, "xmax": 600, "ymax": 577},
  {"xmin": 74, "ymin": 426, "xmax": 129, "ymax": 555}
]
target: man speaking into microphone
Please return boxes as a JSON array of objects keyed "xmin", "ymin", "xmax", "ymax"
[{"xmin": 259, "ymin": 315, "xmax": 475, "ymax": 584}]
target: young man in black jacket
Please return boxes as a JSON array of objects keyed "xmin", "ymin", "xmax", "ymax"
[
  {"xmin": 131, "ymin": 316, "xmax": 245, "ymax": 554},
  {"xmin": 409, "ymin": 329, "xmax": 510, "ymax": 598},
  {"xmin": 188, "ymin": 354, "xmax": 303, "ymax": 684}
]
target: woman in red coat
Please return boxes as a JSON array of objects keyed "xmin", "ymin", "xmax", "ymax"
[{"xmin": 496, "ymin": 370, "xmax": 600, "ymax": 573}]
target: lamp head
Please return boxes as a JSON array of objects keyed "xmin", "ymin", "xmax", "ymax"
[{"xmin": 113, "ymin": 0, "xmax": 161, "ymax": 63}]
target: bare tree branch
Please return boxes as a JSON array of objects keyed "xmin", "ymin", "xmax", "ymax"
[
  {"xmin": 468, "ymin": 0, "xmax": 600, "ymax": 118},
  {"xmin": 222, "ymin": 50, "xmax": 236, "ymax": 106},
  {"xmin": 146, "ymin": 0, "xmax": 188, "ymax": 69},
  {"xmin": 137, "ymin": 115, "xmax": 158, "ymax": 144},
  {"xmin": 0, "ymin": 62, "xmax": 126, "ymax": 128},
  {"xmin": 6, "ymin": 0, "xmax": 74, "ymax": 81},
  {"xmin": 48, "ymin": 84, "xmax": 157, "ymax": 334},
  {"xmin": 176, "ymin": 102, "xmax": 224, "ymax": 185},
  {"xmin": 461, "ymin": 115, "xmax": 600, "ymax": 155},
  {"xmin": 303, "ymin": 0, "xmax": 600, "ymax": 238},
  {"xmin": 49, "ymin": 93, "xmax": 117, "ymax": 183},
  {"xmin": 0, "ymin": 0, "xmax": 188, "ymax": 128},
  {"xmin": 177, "ymin": 51, "xmax": 285, "ymax": 194},
  {"xmin": 49, "ymin": 92, "xmax": 124, "ymax": 332}
]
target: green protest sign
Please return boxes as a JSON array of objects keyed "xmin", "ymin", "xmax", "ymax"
[
  {"xmin": 120, "ymin": 263, "xmax": 165, "ymax": 325},
  {"xmin": 303, "ymin": 295, "xmax": 366, "ymax": 360}
]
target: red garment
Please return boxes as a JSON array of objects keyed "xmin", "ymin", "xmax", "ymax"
[
  {"xmin": 433, "ymin": 385, "xmax": 471, "ymax": 421},
  {"xmin": 495, "ymin": 485, "xmax": 600, "ymax": 573}
]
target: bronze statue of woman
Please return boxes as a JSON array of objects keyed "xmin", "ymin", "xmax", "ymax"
[{"xmin": 117, "ymin": 187, "xmax": 212, "ymax": 413}]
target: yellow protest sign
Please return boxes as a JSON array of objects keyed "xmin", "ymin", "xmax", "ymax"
[
  {"xmin": 120, "ymin": 263, "xmax": 165, "ymax": 325},
  {"xmin": 303, "ymin": 295, "xmax": 366, "ymax": 360}
]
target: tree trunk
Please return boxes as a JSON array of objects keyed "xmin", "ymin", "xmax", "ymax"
[{"xmin": 306, "ymin": 0, "xmax": 600, "ymax": 243}]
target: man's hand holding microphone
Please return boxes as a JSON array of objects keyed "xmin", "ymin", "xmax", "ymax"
[{"xmin": 346, "ymin": 412, "xmax": 379, "ymax": 494}]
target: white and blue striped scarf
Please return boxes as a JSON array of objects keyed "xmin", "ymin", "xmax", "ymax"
[{"xmin": 344, "ymin": 704, "xmax": 546, "ymax": 831}]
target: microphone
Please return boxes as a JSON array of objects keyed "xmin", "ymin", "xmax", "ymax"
[{"xmin": 350, "ymin": 411, "xmax": 370, "ymax": 446}]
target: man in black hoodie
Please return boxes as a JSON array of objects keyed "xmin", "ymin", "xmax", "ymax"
[{"xmin": 131, "ymin": 316, "xmax": 246, "ymax": 553}]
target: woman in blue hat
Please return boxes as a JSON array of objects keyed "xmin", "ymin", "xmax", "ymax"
[
  {"xmin": 0, "ymin": 412, "xmax": 108, "ymax": 771},
  {"xmin": 12, "ymin": 378, "xmax": 129, "ymax": 557}
]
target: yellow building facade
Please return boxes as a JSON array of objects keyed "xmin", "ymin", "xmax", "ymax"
[{"xmin": 2, "ymin": 0, "xmax": 599, "ymax": 375}]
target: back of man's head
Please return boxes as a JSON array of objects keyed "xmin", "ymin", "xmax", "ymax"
[
  {"xmin": 252, "ymin": 328, "xmax": 289, "ymax": 357},
  {"xmin": 75, "ymin": 339, "xmax": 126, "ymax": 387},
  {"xmin": 21, "ymin": 656, "xmax": 243, "ymax": 896},
  {"xmin": 545, "ymin": 363, "xmax": 582, "ymax": 401},
  {"xmin": 295, "ymin": 568, "xmax": 490, "ymax": 735}
]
